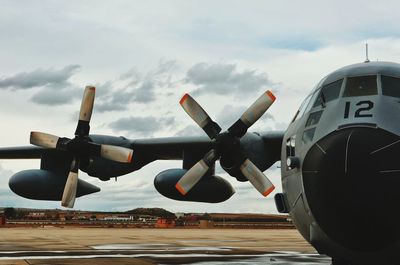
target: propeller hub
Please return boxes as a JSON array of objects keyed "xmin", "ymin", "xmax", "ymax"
[
  {"xmin": 66, "ymin": 137, "xmax": 90, "ymax": 158},
  {"xmin": 215, "ymin": 132, "xmax": 239, "ymax": 152},
  {"xmin": 215, "ymin": 132, "xmax": 245, "ymax": 167}
]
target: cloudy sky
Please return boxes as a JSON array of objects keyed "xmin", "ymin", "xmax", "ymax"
[{"xmin": 1, "ymin": 0, "xmax": 400, "ymax": 214}]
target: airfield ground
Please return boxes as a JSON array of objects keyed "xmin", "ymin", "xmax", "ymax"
[{"xmin": 0, "ymin": 228, "xmax": 316, "ymax": 264}]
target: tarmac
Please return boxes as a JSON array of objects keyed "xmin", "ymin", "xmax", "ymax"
[{"xmin": 0, "ymin": 227, "xmax": 330, "ymax": 264}]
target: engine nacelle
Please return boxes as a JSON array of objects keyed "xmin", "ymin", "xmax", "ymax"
[
  {"xmin": 154, "ymin": 169, "xmax": 235, "ymax": 203},
  {"xmin": 82, "ymin": 157, "xmax": 136, "ymax": 180},
  {"xmin": 219, "ymin": 159, "xmax": 247, "ymax": 182},
  {"xmin": 81, "ymin": 135, "xmax": 150, "ymax": 180},
  {"xmin": 221, "ymin": 132, "xmax": 280, "ymax": 181},
  {"xmin": 9, "ymin": 170, "xmax": 100, "ymax": 200}
]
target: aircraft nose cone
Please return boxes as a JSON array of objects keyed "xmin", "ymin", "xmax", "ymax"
[{"xmin": 303, "ymin": 126, "xmax": 400, "ymax": 252}]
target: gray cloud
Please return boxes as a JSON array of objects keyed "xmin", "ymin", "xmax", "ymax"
[
  {"xmin": 174, "ymin": 125, "xmax": 205, "ymax": 137},
  {"xmin": 95, "ymin": 100, "xmax": 128, "ymax": 113},
  {"xmin": 109, "ymin": 116, "xmax": 176, "ymax": 136},
  {"xmin": 24, "ymin": 60, "xmax": 176, "ymax": 110},
  {"xmin": 96, "ymin": 88, "xmax": 135, "ymax": 112},
  {"xmin": 30, "ymin": 84, "xmax": 82, "ymax": 105},
  {"xmin": 185, "ymin": 63, "xmax": 272, "ymax": 97},
  {"xmin": 96, "ymin": 60, "xmax": 177, "ymax": 112},
  {"xmin": 119, "ymin": 68, "xmax": 142, "ymax": 82},
  {"xmin": 0, "ymin": 64, "xmax": 83, "ymax": 106},
  {"xmin": 134, "ymin": 80, "xmax": 156, "ymax": 103},
  {"xmin": 130, "ymin": 60, "xmax": 176, "ymax": 103},
  {"xmin": 95, "ymin": 81, "xmax": 115, "ymax": 98},
  {"xmin": 153, "ymin": 60, "xmax": 176, "ymax": 77},
  {"xmin": 0, "ymin": 65, "xmax": 80, "ymax": 90}
]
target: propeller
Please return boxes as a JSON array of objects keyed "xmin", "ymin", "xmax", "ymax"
[
  {"xmin": 30, "ymin": 86, "xmax": 133, "ymax": 208},
  {"xmin": 176, "ymin": 91, "xmax": 276, "ymax": 197}
]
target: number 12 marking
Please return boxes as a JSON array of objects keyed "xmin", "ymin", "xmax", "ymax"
[{"xmin": 344, "ymin": 100, "xmax": 374, "ymax": 119}]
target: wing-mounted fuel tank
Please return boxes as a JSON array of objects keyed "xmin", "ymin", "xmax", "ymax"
[
  {"xmin": 9, "ymin": 169, "xmax": 99, "ymax": 200},
  {"xmin": 9, "ymin": 148, "xmax": 100, "ymax": 201},
  {"xmin": 154, "ymin": 142, "xmax": 235, "ymax": 203},
  {"xmin": 154, "ymin": 169, "xmax": 235, "ymax": 203}
]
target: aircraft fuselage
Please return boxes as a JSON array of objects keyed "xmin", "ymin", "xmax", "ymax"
[{"xmin": 281, "ymin": 61, "xmax": 400, "ymax": 264}]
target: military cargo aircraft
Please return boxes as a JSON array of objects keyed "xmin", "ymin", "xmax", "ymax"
[{"xmin": 0, "ymin": 60, "xmax": 399, "ymax": 265}]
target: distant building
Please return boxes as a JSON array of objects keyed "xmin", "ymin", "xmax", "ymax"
[
  {"xmin": 137, "ymin": 215, "xmax": 157, "ymax": 223},
  {"xmin": 103, "ymin": 216, "xmax": 134, "ymax": 222},
  {"xmin": 59, "ymin": 213, "xmax": 66, "ymax": 222},
  {"xmin": 26, "ymin": 212, "xmax": 45, "ymax": 219},
  {"xmin": 156, "ymin": 217, "xmax": 175, "ymax": 228},
  {"xmin": 0, "ymin": 211, "xmax": 5, "ymax": 226},
  {"xmin": 182, "ymin": 214, "xmax": 199, "ymax": 226},
  {"xmin": 199, "ymin": 220, "xmax": 214, "ymax": 229}
]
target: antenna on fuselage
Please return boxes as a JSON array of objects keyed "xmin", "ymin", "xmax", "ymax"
[{"xmin": 365, "ymin": 43, "xmax": 370, "ymax": 63}]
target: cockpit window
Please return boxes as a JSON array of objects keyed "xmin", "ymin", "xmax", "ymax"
[
  {"xmin": 306, "ymin": 110, "xmax": 323, "ymax": 127},
  {"xmin": 343, "ymin": 75, "xmax": 377, "ymax": 97},
  {"xmin": 313, "ymin": 79, "xmax": 343, "ymax": 107},
  {"xmin": 291, "ymin": 94, "xmax": 312, "ymax": 123},
  {"xmin": 302, "ymin": 128, "xmax": 316, "ymax": 144},
  {"xmin": 382, "ymin": 75, "xmax": 400, "ymax": 98}
]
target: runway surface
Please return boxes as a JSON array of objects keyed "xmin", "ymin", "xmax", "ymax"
[{"xmin": 0, "ymin": 228, "xmax": 330, "ymax": 264}]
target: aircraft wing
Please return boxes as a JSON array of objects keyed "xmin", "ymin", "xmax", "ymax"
[
  {"xmin": 0, "ymin": 146, "xmax": 44, "ymax": 159},
  {"xmin": 131, "ymin": 136, "xmax": 213, "ymax": 160},
  {"xmin": 0, "ymin": 135, "xmax": 213, "ymax": 161},
  {"xmin": 0, "ymin": 131, "xmax": 283, "ymax": 161},
  {"xmin": 1, "ymin": 131, "xmax": 284, "ymax": 206},
  {"xmin": 132, "ymin": 131, "xmax": 284, "ymax": 155}
]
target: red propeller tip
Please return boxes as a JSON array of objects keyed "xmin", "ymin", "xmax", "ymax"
[
  {"xmin": 266, "ymin": 90, "xmax": 276, "ymax": 101},
  {"xmin": 88, "ymin": 86, "xmax": 96, "ymax": 91},
  {"xmin": 175, "ymin": 183, "xmax": 187, "ymax": 195},
  {"xmin": 262, "ymin": 185, "xmax": 275, "ymax": 197},
  {"xmin": 179, "ymin": 93, "xmax": 189, "ymax": 105},
  {"xmin": 127, "ymin": 152, "xmax": 133, "ymax": 163}
]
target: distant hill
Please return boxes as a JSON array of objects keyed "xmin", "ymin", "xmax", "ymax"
[{"xmin": 125, "ymin": 208, "xmax": 175, "ymax": 217}]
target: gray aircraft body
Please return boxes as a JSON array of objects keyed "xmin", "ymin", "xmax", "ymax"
[
  {"xmin": 0, "ymin": 61, "xmax": 398, "ymax": 265},
  {"xmin": 281, "ymin": 61, "xmax": 400, "ymax": 264}
]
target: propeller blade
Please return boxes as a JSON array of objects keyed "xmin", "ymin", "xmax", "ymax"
[
  {"xmin": 61, "ymin": 159, "xmax": 80, "ymax": 208},
  {"xmin": 241, "ymin": 90, "xmax": 275, "ymax": 126},
  {"xmin": 229, "ymin": 90, "xmax": 276, "ymax": 137},
  {"xmin": 180, "ymin": 93, "xmax": 221, "ymax": 139},
  {"xmin": 79, "ymin": 86, "xmax": 96, "ymax": 122},
  {"xmin": 100, "ymin": 145, "xmax": 133, "ymax": 163},
  {"xmin": 61, "ymin": 171, "xmax": 78, "ymax": 208},
  {"xmin": 175, "ymin": 149, "xmax": 217, "ymax": 195},
  {"xmin": 239, "ymin": 158, "xmax": 275, "ymax": 197},
  {"xmin": 175, "ymin": 160, "xmax": 209, "ymax": 195},
  {"xmin": 30, "ymin": 132, "xmax": 60, "ymax": 149},
  {"xmin": 75, "ymin": 86, "xmax": 95, "ymax": 137}
]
